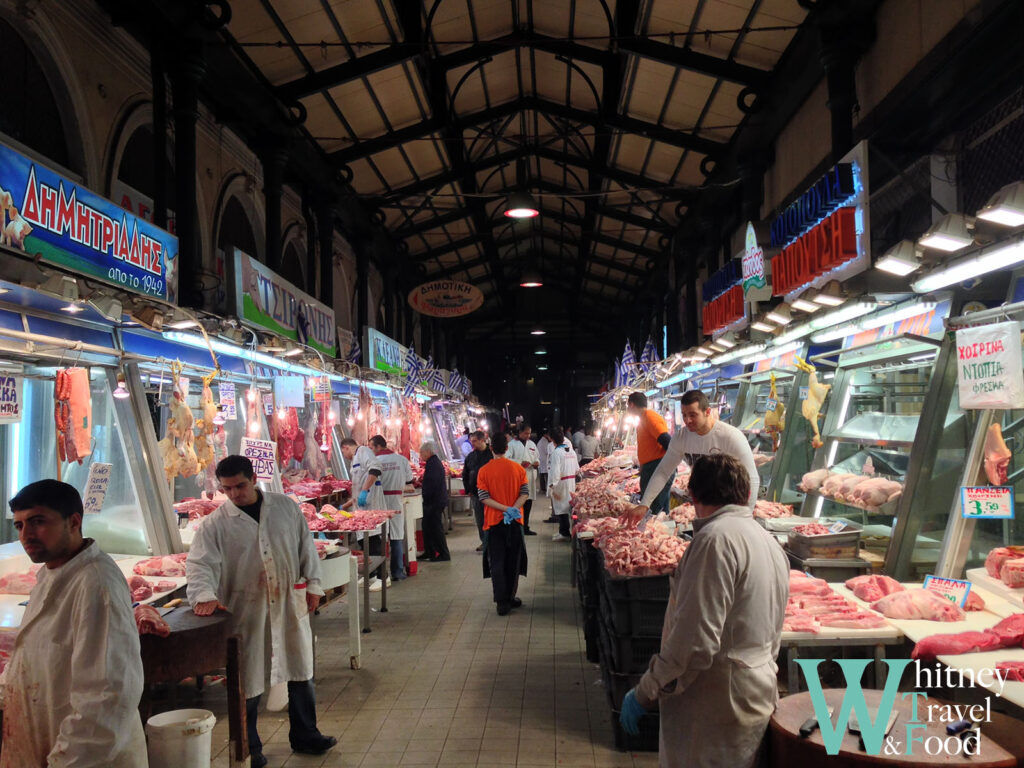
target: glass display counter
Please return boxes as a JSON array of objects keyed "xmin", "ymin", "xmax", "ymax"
[{"xmin": 735, "ymin": 369, "xmax": 801, "ymax": 494}]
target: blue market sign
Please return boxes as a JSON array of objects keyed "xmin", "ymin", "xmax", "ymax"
[
  {"xmin": 0, "ymin": 143, "xmax": 178, "ymax": 303},
  {"xmin": 770, "ymin": 163, "xmax": 855, "ymax": 248}
]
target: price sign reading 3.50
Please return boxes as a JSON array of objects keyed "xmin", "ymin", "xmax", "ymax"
[{"xmin": 960, "ymin": 486, "xmax": 1014, "ymax": 519}]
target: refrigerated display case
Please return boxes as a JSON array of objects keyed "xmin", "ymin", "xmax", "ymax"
[{"xmin": 794, "ymin": 297, "xmax": 964, "ymax": 578}]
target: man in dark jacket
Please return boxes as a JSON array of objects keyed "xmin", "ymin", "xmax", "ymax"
[
  {"xmin": 418, "ymin": 442, "xmax": 450, "ymax": 562},
  {"xmin": 462, "ymin": 430, "xmax": 493, "ymax": 552}
]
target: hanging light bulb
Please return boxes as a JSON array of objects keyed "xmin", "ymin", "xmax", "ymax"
[
  {"xmin": 277, "ymin": 407, "xmax": 287, "ymax": 421},
  {"xmin": 328, "ymin": 410, "xmax": 337, "ymax": 424},
  {"xmin": 248, "ymin": 420, "xmax": 261, "ymax": 436},
  {"xmin": 356, "ymin": 411, "xmax": 364, "ymax": 421},
  {"xmin": 320, "ymin": 437, "xmax": 330, "ymax": 452},
  {"xmin": 113, "ymin": 373, "xmax": 130, "ymax": 399},
  {"xmin": 247, "ymin": 389, "xmax": 257, "ymax": 404},
  {"xmin": 346, "ymin": 417, "xmax": 355, "ymax": 427}
]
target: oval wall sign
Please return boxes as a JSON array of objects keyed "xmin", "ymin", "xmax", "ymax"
[{"xmin": 408, "ymin": 280, "xmax": 485, "ymax": 318}]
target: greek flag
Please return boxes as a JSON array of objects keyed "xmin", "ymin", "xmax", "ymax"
[
  {"xmin": 403, "ymin": 346, "xmax": 423, "ymax": 398},
  {"xmin": 425, "ymin": 356, "xmax": 444, "ymax": 391},
  {"xmin": 639, "ymin": 336, "xmax": 659, "ymax": 374},
  {"xmin": 347, "ymin": 338, "xmax": 361, "ymax": 365},
  {"xmin": 448, "ymin": 368, "xmax": 463, "ymax": 394},
  {"xmin": 613, "ymin": 357, "xmax": 622, "ymax": 388},
  {"xmin": 621, "ymin": 341, "xmax": 637, "ymax": 385}
]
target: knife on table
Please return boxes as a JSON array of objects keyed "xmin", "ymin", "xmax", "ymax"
[{"xmin": 799, "ymin": 707, "xmax": 833, "ymax": 737}]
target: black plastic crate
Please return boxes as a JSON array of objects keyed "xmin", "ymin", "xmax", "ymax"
[
  {"xmin": 599, "ymin": 620, "xmax": 661, "ymax": 675},
  {"xmin": 599, "ymin": 588, "xmax": 632, "ymax": 636},
  {"xmin": 598, "ymin": 551, "xmax": 671, "ymax": 602},
  {"xmin": 629, "ymin": 599, "xmax": 668, "ymax": 637},
  {"xmin": 599, "ymin": 650, "xmax": 643, "ymax": 710},
  {"xmin": 584, "ymin": 610, "xmax": 601, "ymax": 664}
]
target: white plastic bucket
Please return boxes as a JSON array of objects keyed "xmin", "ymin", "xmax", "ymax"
[{"xmin": 146, "ymin": 709, "xmax": 216, "ymax": 768}]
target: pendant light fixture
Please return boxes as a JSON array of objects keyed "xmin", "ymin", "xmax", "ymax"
[
  {"xmin": 503, "ymin": 191, "xmax": 540, "ymax": 219},
  {"xmin": 519, "ymin": 268, "xmax": 543, "ymax": 288}
]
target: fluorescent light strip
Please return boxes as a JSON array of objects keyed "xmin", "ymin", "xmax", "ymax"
[
  {"xmin": 912, "ymin": 236, "xmax": 1024, "ymax": 292},
  {"xmin": 857, "ymin": 300, "xmax": 937, "ymax": 331},
  {"xmin": 710, "ymin": 343, "xmax": 765, "ymax": 366},
  {"xmin": 740, "ymin": 340, "xmax": 804, "ymax": 365}
]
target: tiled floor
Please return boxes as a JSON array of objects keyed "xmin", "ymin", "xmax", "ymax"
[{"xmin": 196, "ymin": 497, "xmax": 657, "ymax": 767}]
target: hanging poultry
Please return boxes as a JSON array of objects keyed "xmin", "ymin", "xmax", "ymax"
[
  {"xmin": 794, "ymin": 356, "xmax": 830, "ymax": 449},
  {"xmin": 763, "ymin": 372, "xmax": 785, "ymax": 451}
]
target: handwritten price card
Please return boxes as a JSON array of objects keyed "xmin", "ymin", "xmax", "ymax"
[
  {"xmin": 960, "ymin": 486, "xmax": 1014, "ymax": 519},
  {"xmin": 241, "ymin": 438, "xmax": 276, "ymax": 481},
  {"xmin": 83, "ymin": 462, "xmax": 113, "ymax": 514}
]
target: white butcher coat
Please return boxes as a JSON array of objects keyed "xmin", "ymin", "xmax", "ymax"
[
  {"xmin": 536, "ymin": 436, "xmax": 551, "ymax": 475},
  {"xmin": 636, "ymin": 505, "xmax": 788, "ymax": 768},
  {"xmin": 186, "ymin": 493, "xmax": 324, "ymax": 698},
  {"xmin": 0, "ymin": 541, "xmax": 147, "ymax": 768},
  {"xmin": 547, "ymin": 440, "xmax": 579, "ymax": 516},
  {"xmin": 375, "ymin": 450, "xmax": 414, "ymax": 539},
  {"xmin": 351, "ymin": 445, "xmax": 385, "ymax": 510},
  {"xmin": 506, "ymin": 438, "xmax": 539, "ymax": 499}
]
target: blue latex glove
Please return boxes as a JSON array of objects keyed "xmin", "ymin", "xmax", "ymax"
[
  {"xmin": 503, "ymin": 506, "xmax": 522, "ymax": 524},
  {"xmin": 619, "ymin": 689, "xmax": 647, "ymax": 736},
  {"xmin": 357, "ymin": 490, "xmax": 369, "ymax": 506}
]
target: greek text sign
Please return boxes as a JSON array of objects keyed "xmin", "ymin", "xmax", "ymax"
[
  {"xmin": 955, "ymin": 321, "xmax": 1024, "ymax": 409},
  {"xmin": 923, "ymin": 575, "xmax": 972, "ymax": 607},
  {"xmin": 0, "ymin": 374, "xmax": 23, "ymax": 423},
  {"xmin": 741, "ymin": 222, "xmax": 767, "ymax": 295},
  {"xmin": 961, "ymin": 486, "xmax": 1014, "ymax": 519},
  {"xmin": 0, "ymin": 142, "xmax": 178, "ymax": 302},
  {"xmin": 83, "ymin": 462, "xmax": 113, "ymax": 514},
  {"xmin": 234, "ymin": 249, "xmax": 336, "ymax": 356},
  {"xmin": 218, "ymin": 382, "xmax": 237, "ymax": 421},
  {"xmin": 408, "ymin": 280, "xmax": 484, "ymax": 318},
  {"xmin": 241, "ymin": 438, "xmax": 276, "ymax": 481}
]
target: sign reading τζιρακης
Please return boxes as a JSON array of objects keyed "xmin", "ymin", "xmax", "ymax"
[
  {"xmin": 961, "ymin": 485, "xmax": 1014, "ymax": 519},
  {"xmin": 241, "ymin": 438, "xmax": 276, "ymax": 481},
  {"xmin": 955, "ymin": 320, "xmax": 1024, "ymax": 409},
  {"xmin": 408, "ymin": 280, "xmax": 484, "ymax": 318},
  {"xmin": 0, "ymin": 141, "xmax": 179, "ymax": 302}
]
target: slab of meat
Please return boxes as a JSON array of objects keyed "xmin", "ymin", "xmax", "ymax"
[
  {"xmin": 819, "ymin": 612, "xmax": 888, "ymax": 630},
  {"xmin": 912, "ymin": 630, "xmax": 1006, "ymax": 660},
  {"xmin": 871, "ymin": 589, "xmax": 966, "ymax": 622},
  {"xmin": 991, "ymin": 613, "xmax": 1024, "ymax": 646},
  {"xmin": 1001, "ymin": 558, "xmax": 1024, "ymax": 588},
  {"xmin": 793, "ymin": 523, "xmax": 832, "ymax": 536},
  {"xmin": 174, "ymin": 497, "xmax": 221, "ymax": 521},
  {"xmin": 789, "ymin": 576, "xmax": 832, "ymax": 596},
  {"xmin": 133, "ymin": 553, "xmax": 188, "ymax": 577},
  {"xmin": 798, "ymin": 469, "xmax": 830, "ymax": 493},
  {"xmin": 985, "ymin": 546, "xmax": 1024, "ymax": 579},
  {"xmin": 153, "ymin": 580, "xmax": 176, "ymax": 593},
  {"xmin": 134, "ymin": 604, "xmax": 171, "ymax": 637},
  {"xmin": 128, "ymin": 575, "xmax": 153, "ymax": 601},
  {"xmin": 846, "ymin": 575, "xmax": 905, "ymax": 603},
  {"xmin": 964, "ymin": 590, "xmax": 985, "ymax": 611},
  {"xmin": 983, "ymin": 423, "xmax": 1012, "ymax": 486},
  {"xmin": 783, "ymin": 615, "xmax": 820, "ymax": 634},
  {"xmin": 0, "ymin": 565, "xmax": 42, "ymax": 595},
  {"xmin": 995, "ymin": 661, "xmax": 1024, "ymax": 683}
]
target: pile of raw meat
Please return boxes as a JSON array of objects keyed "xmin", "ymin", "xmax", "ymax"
[
  {"xmin": 308, "ymin": 507, "xmax": 397, "ymax": 533},
  {"xmin": 174, "ymin": 497, "xmax": 222, "ymax": 521},
  {"xmin": 282, "ymin": 470, "xmax": 351, "ymax": 499},
  {"xmin": 784, "ymin": 571, "xmax": 887, "ymax": 633},
  {"xmin": 798, "ymin": 469, "xmax": 903, "ymax": 513},
  {"xmin": 580, "ymin": 451, "xmax": 635, "ymax": 478},
  {"xmin": 668, "ymin": 503, "xmax": 696, "ymax": 525},
  {"xmin": 912, "ymin": 613, "xmax": 1024, "ymax": 660},
  {"xmin": 0, "ymin": 565, "xmax": 42, "ymax": 595},
  {"xmin": 134, "ymin": 604, "xmax": 171, "ymax": 637},
  {"xmin": 133, "ymin": 553, "xmax": 188, "ymax": 577},
  {"xmin": 986, "ymin": 546, "xmax": 1024, "ymax": 588},
  {"xmin": 573, "ymin": 516, "xmax": 623, "ymax": 538},
  {"xmin": 127, "ymin": 575, "xmax": 177, "ymax": 601},
  {"xmin": 793, "ymin": 523, "xmax": 832, "ymax": 537},
  {"xmin": 0, "ymin": 630, "xmax": 17, "ymax": 674},
  {"xmin": 570, "ymin": 477, "xmax": 632, "ymax": 519},
  {"xmin": 870, "ymin": 589, "xmax": 965, "ymax": 622},
  {"xmin": 753, "ymin": 500, "xmax": 794, "ymax": 519},
  {"xmin": 596, "ymin": 526, "xmax": 689, "ymax": 578}
]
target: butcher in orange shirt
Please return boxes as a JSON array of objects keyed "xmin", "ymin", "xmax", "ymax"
[
  {"xmin": 627, "ymin": 391, "xmax": 674, "ymax": 514},
  {"xmin": 476, "ymin": 433, "xmax": 530, "ymax": 615}
]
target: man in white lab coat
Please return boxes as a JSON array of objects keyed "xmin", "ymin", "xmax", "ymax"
[
  {"xmin": 505, "ymin": 423, "xmax": 539, "ymax": 536},
  {"xmin": 187, "ymin": 455, "xmax": 334, "ymax": 768},
  {"xmin": 620, "ymin": 455, "xmax": 788, "ymax": 768},
  {"xmin": 341, "ymin": 438, "xmax": 385, "ymax": 510},
  {"xmin": 2, "ymin": 479, "xmax": 147, "ymax": 768},
  {"xmin": 370, "ymin": 434, "xmax": 415, "ymax": 580},
  {"xmin": 547, "ymin": 427, "xmax": 579, "ymax": 541}
]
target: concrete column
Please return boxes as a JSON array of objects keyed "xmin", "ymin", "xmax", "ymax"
[
  {"xmin": 170, "ymin": 41, "xmax": 205, "ymax": 308},
  {"xmin": 262, "ymin": 145, "xmax": 288, "ymax": 272}
]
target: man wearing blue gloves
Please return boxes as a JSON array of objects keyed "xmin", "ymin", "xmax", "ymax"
[
  {"xmin": 619, "ymin": 454, "xmax": 788, "ymax": 767},
  {"xmin": 475, "ymin": 433, "xmax": 529, "ymax": 616}
]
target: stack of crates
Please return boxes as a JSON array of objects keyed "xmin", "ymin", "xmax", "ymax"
[
  {"xmin": 595, "ymin": 552, "xmax": 669, "ymax": 751},
  {"xmin": 575, "ymin": 536, "xmax": 601, "ymax": 663}
]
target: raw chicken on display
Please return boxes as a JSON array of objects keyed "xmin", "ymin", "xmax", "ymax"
[
  {"xmin": 752, "ymin": 500, "xmax": 794, "ymax": 519},
  {"xmin": 764, "ymin": 372, "xmax": 785, "ymax": 450},
  {"xmin": 794, "ymin": 357, "xmax": 830, "ymax": 449},
  {"xmin": 597, "ymin": 527, "xmax": 689, "ymax": 578}
]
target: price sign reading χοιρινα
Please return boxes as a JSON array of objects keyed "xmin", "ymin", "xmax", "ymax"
[
  {"xmin": 960, "ymin": 485, "xmax": 1014, "ymax": 519},
  {"xmin": 241, "ymin": 438, "xmax": 277, "ymax": 481}
]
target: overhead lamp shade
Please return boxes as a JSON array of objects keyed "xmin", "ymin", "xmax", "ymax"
[
  {"xmin": 534, "ymin": 346, "xmax": 547, "ymax": 355},
  {"xmin": 751, "ymin": 318, "xmax": 775, "ymax": 332},
  {"xmin": 713, "ymin": 334, "xmax": 736, "ymax": 349},
  {"xmin": 812, "ymin": 280, "xmax": 846, "ymax": 306},
  {"xmin": 765, "ymin": 303, "xmax": 793, "ymax": 325},
  {"xmin": 875, "ymin": 239, "xmax": 922, "ymax": 276},
  {"xmin": 88, "ymin": 294, "xmax": 123, "ymax": 322},
  {"xmin": 38, "ymin": 273, "xmax": 79, "ymax": 301},
  {"xmin": 790, "ymin": 297, "xmax": 821, "ymax": 313},
  {"xmin": 918, "ymin": 213, "xmax": 974, "ymax": 252},
  {"xmin": 977, "ymin": 181, "xmax": 1024, "ymax": 227},
  {"xmin": 503, "ymin": 191, "xmax": 540, "ymax": 219},
  {"xmin": 519, "ymin": 268, "xmax": 543, "ymax": 288},
  {"xmin": 530, "ymin": 328, "xmax": 546, "ymax": 335}
]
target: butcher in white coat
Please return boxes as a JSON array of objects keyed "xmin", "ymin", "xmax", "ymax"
[
  {"xmin": 505, "ymin": 423, "xmax": 539, "ymax": 535},
  {"xmin": 2, "ymin": 479, "xmax": 147, "ymax": 768},
  {"xmin": 546, "ymin": 427, "xmax": 579, "ymax": 541},
  {"xmin": 187, "ymin": 455, "xmax": 335, "ymax": 768},
  {"xmin": 370, "ymin": 434, "xmax": 415, "ymax": 580},
  {"xmin": 620, "ymin": 455, "xmax": 788, "ymax": 768},
  {"xmin": 341, "ymin": 439, "xmax": 385, "ymax": 510}
]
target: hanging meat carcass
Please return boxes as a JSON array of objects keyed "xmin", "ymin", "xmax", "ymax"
[
  {"xmin": 983, "ymin": 423, "xmax": 1012, "ymax": 486},
  {"xmin": 764, "ymin": 372, "xmax": 785, "ymax": 451},
  {"xmin": 303, "ymin": 408, "xmax": 329, "ymax": 479},
  {"xmin": 351, "ymin": 385, "xmax": 372, "ymax": 445},
  {"xmin": 55, "ymin": 367, "xmax": 92, "ymax": 464}
]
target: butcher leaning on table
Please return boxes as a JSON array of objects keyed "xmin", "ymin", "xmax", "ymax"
[
  {"xmin": 620, "ymin": 455, "xmax": 788, "ymax": 768},
  {"xmin": 1, "ymin": 480, "xmax": 147, "ymax": 768},
  {"xmin": 187, "ymin": 455, "xmax": 335, "ymax": 768}
]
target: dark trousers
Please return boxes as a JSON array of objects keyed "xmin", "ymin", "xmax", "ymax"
[
  {"xmin": 639, "ymin": 459, "xmax": 675, "ymax": 515},
  {"xmin": 487, "ymin": 523, "xmax": 524, "ymax": 604},
  {"xmin": 471, "ymin": 496, "xmax": 485, "ymax": 541},
  {"xmin": 422, "ymin": 504, "xmax": 450, "ymax": 559},
  {"xmin": 246, "ymin": 679, "xmax": 319, "ymax": 756},
  {"xmin": 558, "ymin": 512, "xmax": 571, "ymax": 537},
  {"xmin": 522, "ymin": 498, "xmax": 533, "ymax": 530},
  {"xmin": 539, "ymin": 472, "xmax": 548, "ymax": 493},
  {"xmin": 579, "ymin": 458, "xmax": 593, "ymax": 466}
]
